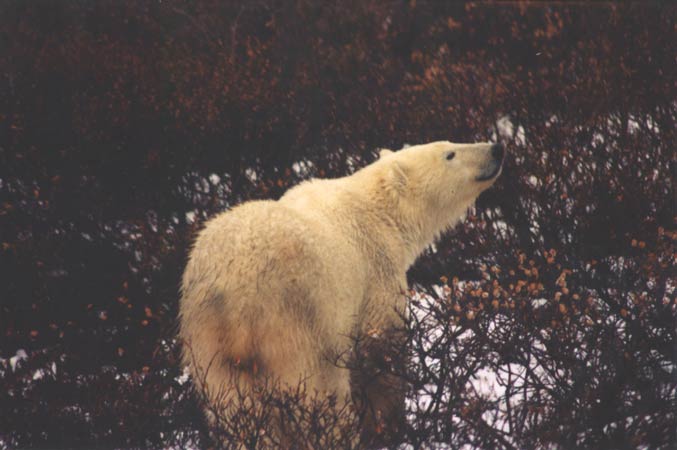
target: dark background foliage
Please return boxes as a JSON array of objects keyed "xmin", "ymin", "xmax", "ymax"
[{"xmin": 0, "ymin": 1, "xmax": 675, "ymax": 448}]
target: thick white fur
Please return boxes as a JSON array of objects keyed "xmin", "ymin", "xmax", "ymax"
[{"xmin": 179, "ymin": 141, "xmax": 502, "ymax": 426}]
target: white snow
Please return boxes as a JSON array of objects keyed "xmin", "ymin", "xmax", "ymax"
[
  {"xmin": 496, "ymin": 115, "xmax": 527, "ymax": 145},
  {"xmin": 245, "ymin": 168, "xmax": 258, "ymax": 183},
  {"xmin": 208, "ymin": 173, "xmax": 221, "ymax": 185},
  {"xmin": 176, "ymin": 366, "xmax": 191, "ymax": 385},
  {"xmin": 9, "ymin": 349, "xmax": 28, "ymax": 371}
]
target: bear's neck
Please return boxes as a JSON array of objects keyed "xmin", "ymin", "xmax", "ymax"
[
  {"xmin": 383, "ymin": 196, "xmax": 473, "ymax": 270},
  {"xmin": 345, "ymin": 172, "xmax": 474, "ymax": 273}
]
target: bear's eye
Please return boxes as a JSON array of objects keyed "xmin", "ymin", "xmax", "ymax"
[{"xmin": 446, "ymin": 152, "xmax": 456, "ymax": 161}]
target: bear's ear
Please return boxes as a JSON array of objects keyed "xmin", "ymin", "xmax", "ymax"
[
  {"xmin": 387, "ymin": 160, "xmax": 409, "ymax": 193},
  {"xmin": 379, "ymin": 148, "xmax": 394, "ymax": 158}
]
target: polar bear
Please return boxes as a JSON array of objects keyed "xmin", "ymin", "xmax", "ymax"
[{"xmin": 179, "ymin": 141, "xmax": 504, "ymax": 445}]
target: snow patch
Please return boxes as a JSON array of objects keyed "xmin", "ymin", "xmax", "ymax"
[
  {"xmin": 9, "ymin": 349, "xmax": 28, "ymax": 371},
  {"xmin": 208, "ymin": 173, "xmax": 221, "ymax": 185},
  {"xmin": 532, "ymin": 298, "xmax": 548, "ymax": 308}
]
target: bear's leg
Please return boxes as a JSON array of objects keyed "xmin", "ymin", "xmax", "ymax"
[
  {"xmin": 356, "ymin": 371, "xmax": 406, "ymax": 447},
  {"xmin": 351, "ymin": 332, "xmax": 407, "ymax": 448},
  {"xmin": 257, "ymin": 332, "xmax": 356, "ymax": 448}
]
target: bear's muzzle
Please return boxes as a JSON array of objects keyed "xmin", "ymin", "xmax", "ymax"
[{"xmin": 476, "ymin": 143, "xmax": 505, "ymax": 181}]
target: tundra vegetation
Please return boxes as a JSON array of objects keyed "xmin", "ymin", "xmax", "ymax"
[{"xmin": 0, "ymin": 1, "xmax": 675, "ymax": 449}]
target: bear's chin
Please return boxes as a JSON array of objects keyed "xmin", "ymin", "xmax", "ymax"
[{"xmin": 475, "ymin": 163, "xmax": 502, "ymax": 182}]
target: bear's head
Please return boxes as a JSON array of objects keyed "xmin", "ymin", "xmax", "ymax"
[
  {"xmin": 371, "ymin": 141, "xmax": 504, "ymax": 259},
  {"xmin": 377, "ymin": 141, "xmax": 504, "ymax": 210}
]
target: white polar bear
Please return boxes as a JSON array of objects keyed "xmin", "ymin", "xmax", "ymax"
[{"xmin": 179, "ymin": 141, "xmax": 504, "ymax": 444}]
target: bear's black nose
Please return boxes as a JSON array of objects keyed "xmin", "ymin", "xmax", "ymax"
[{"xmin": 491, "ymin": 143, "xmax": 505, "ymax": 162}]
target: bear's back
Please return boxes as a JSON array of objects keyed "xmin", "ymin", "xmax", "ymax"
[
  {"xmin": 184, "ymin": 200, "xmax": 321, "ymax": 309},
  {"xmin": 180, "ymin": 198, "xmax": 365, "ymax": 356}
]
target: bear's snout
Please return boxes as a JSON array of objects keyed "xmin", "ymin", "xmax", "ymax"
[
  {"xmin": 491, "ymin": 143, "xmax": 505, "ymax": 163},
  {"xmin": 476, "ymin": 143, "xmax": 505, "ymax": 182}
]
